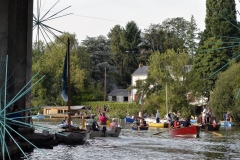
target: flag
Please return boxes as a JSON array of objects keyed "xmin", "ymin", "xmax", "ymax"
[{"xmin": 61, "ymin": 48, "xmax": 68, "ymax": 102}]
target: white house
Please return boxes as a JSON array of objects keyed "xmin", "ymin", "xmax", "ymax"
[{"xmin": 131, "ymin": 64, "xmax": 148, "ymax": 102}]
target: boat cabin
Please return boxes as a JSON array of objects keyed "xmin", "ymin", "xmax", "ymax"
[{"xmin": 42, "ymin": 106, "xmax": 91, "ymax": 118}]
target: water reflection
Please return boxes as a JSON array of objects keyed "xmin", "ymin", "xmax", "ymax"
[{"xmin": 22, "ymin": 119, "xmax": 240, "ymax": 160}]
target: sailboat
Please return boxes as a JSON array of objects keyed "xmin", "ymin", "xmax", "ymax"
[{"xmin": 55, "ymin": 38, "xmax": 91, "ymax": 144}]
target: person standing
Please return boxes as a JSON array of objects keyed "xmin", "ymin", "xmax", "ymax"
[
  {"xmin": 156, "ymin": 110, "xmax": 160, "ymax": 123},
  {"xmin": 202, "ymin": 106, "xmax": 206, "ymax": 124},
  {"xmin": 138, "ymin": 110, "xmax": 142, "ymax": 118}
]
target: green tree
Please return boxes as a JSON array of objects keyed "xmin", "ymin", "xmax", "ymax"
[
  {"xmin": 191, "ymin": 37, "xmax": 229, "ymax": 101},
  {"xmin": 210, "ymin": 62, "xmax": 240, "ymax": 121}
]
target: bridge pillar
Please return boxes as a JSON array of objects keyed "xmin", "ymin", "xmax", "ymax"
[{"xmin": 0, "ymin": 0, "xmax": 33, "ymax": 112}]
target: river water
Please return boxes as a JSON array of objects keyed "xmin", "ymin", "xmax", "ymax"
[{"xmin": 20, "ymin": 118, "xmax": 240, "ymax": 160}]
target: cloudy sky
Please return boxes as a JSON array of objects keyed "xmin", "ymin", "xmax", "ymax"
[{"xmin": 33, "ymin": 0, "xmax": 240, "ymax": 44}]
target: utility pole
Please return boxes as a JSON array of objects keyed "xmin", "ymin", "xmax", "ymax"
[{"xmin": 104, "ymin": 68, "xmax": 106, "ymax": 102}]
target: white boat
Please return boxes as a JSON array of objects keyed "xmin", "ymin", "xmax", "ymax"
[
  {"xmin": 32, "ymin": 114, "xmax": 45, "ymax": 120},
  {"xmin": 58, "ymin": 123, "xmax": 78, "ymax": 129}
]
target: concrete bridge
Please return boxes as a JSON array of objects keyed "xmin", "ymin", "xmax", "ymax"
[{"xmin": 0, "ymin": 0, "xmax": 33, "ymax": 112}]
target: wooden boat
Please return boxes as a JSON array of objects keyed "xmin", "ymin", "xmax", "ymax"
[
  {"xmin": 55, "ymin": 39, "xmax": 90, "ymax": 144},
  {"xmin": 124, "ymin": 117, "xmax": 135, "ymax": 123},
  {"xmin": 132, "ymin": 126, "xmax": 149, "ymax": 130},
  {"xmin": 220, "ymin": 121, "xmax": 234, "ymax": 126},
  {"xmin": 169, "ymin": 125, "xmax": 200, "ymax": 138},
  {"xmin": 201, "ymin": 124, "xmax": 221, "ymax": 131},
  {"xmin": 55, "ymin": 129, "xmax": 91, "ymax": 144}
]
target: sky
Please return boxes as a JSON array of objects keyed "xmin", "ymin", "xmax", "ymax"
[{"xmin": 32, "ymin": 0, "xmax": 239, "ymax": 45}]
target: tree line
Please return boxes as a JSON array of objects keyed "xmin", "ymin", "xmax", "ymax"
[{"xmin": 32, "ymin": 0, "xmax": 240, "ymax": 121}]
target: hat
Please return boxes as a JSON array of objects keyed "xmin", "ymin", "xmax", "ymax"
[{"xmin": 112, "ymin": 118, "xmax": 115, "ymax": 121}]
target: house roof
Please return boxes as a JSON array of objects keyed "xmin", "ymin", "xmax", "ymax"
[
  {"xmin": 132, "ymin": 66, "xmax": 148, "ymax": 76},
  {"xmin": 108, "ymin": 89, "xmax": 128, "ymax": 96}
]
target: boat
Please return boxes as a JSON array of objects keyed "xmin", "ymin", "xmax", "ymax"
[
  {"xmin": 144, "ymin": 118, "xmax": 169, "ymax": 128},
  {"xmin": 55, "ymin": 129, "xmax": 91, "ymax": 144},
  {"xmin": 58, "ymin": 123, "xmax": 78, "ymax": 129},
  {"xmin": 132, "ymin": 126, "xmax": 149, "ymax": 130},
  {"xmin": 169, "ymin": 125, "xmax": 200, "ymax": 138},
  {"xmin": 220, "ymin": 121, "xmax": 234, "ymax": 126},
  {"xmin": 124, "ymin": 117, "xmax": 135, "ymax": 123},
  {"xmin": 55, "ymin": 39, "xmax": 90, "ymax": 144},
  {"xmin": 201, "ymin": 123, "xmax": 221, "ymax": 131},
  {"xmin": 85, "ymin": 118, "xmax": 122, "ymax": 138},
  {"xmin": 88, "ymin": 127, "xmax": 122, "ymax": 138},
  {"xmin": 32, "ymin": 114, "xmax": 45, "ymax": 120}
]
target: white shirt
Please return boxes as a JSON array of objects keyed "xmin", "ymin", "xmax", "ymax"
[{"xmin": 202, "ymin": 109, "xmax": 206, "ymax": 116}]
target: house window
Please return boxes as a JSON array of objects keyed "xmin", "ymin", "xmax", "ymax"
[
  {"xmin": 124, "ymin": 96, "xmax": 128, "ymax": 102},
  {"xmin": 46, "ymin": 109, "xmax": 51, "ymax": 114},
  {"xmin": 112, "ymin": 96, "xmax": 117, "ymax": 101},
  {"xmin": 58, "ymin": 110, "xmax": 64, "ymax": 114}
]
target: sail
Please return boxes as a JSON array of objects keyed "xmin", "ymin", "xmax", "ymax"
[{"xmin": 61, "ymin": 48, "xmax": 68, "ymax": 102}]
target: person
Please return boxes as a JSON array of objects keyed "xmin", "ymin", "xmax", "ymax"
[
  {"xmin": 202, "ymin": 106, "xmax": 206, "ymax": 124},
  {"xmin": 9, "ymin": 104, "xmax": 23, "ymax": 142},
  {"xmin": 104, "ymin": 104, "xmax": 107, "ymax": 112},
  {"xmin": 183, "ymin": 118, "xmax": 191, "ymax": 127},
  {"xmin": 62, "ymin": 117, "xmax": 67, "ymax": 124},
  {"xmin": 110, "ymin": 118, "xmax": 118, "ymax": 131},
  {"xmin": 92, "ymin": 120, "xmax": 100, "ymax": 131},
  {"xmin": 27, "ymin": 111, "xmax": 33, "ymax": 124},
  {"xmin": 139, "ymin": 118, "xmax": 148, "ymax": 129},
  {"xmin": 138, "ymin": 110, "xmax": 142, "ymax": 118},
  {"xmin": 126, "ymin": 114, "xmax": 131, "ymax": 118},
  {"xmin": 156, "ymin": 110, "xmax": 160, "ymax": 123},
  {"xmin": 173, "ymin": 117, "xmax": 180, "ymax": 128},
  {"xmin": 99, "ymin": 112, "xmax": 108, "ymax": 125},
  {"xmin": 177, "ymin": 110, "xmax": 181, "ymax": 118},
  {"xmin": 131, "ymin": 114, "xmax": 135, "ymax": 119}
]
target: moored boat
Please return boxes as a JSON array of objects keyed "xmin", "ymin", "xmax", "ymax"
[
  {"xmin": 132, "ymin": 126, "xmax": 149, "ymax": 130},
  {"xmin": 220, "ymin": 121, "xmax": 234, "ymax": 126},
  {"xmin": 55, "ymin": 129, "xmax": 91, "ymax": 144},
  {"xmin": 169, "ymin": 125, "xmax": 200, "ymax": 138}
]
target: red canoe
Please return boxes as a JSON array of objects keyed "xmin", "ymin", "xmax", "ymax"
[{"xmin": 169, "ymin": 125, "xmax": 200, "ymax": 138}]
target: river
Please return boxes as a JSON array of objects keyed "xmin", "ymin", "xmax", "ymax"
[{"xmin": 19, "ymin": 118, "xmax": 240, "ymax": 160}]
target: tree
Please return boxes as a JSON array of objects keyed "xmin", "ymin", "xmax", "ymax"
[
  {"xmin": 191, "ymin": 37, "xmax": 229, "ymax": 101},
  {"xmin": 31, "ymin": 33, "xmax": 86, "ymax": 107},
  {"xmin": 81, "ymin": 35, "xmax": 116, "ymax": 93},
  {"xmin": 210, "ymin": 62, "xmax": 240, "ymax": 121}
]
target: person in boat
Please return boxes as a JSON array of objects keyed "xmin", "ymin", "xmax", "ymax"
[
  {"xmin": 202, "ymin": 106, "xmax": 206, "ymax": 124},
  {"xmin": 177, "ymin": 110, "xmax": 180, "ymax": 119},
  {"xmin": 173, "ymin": 117, "xmax": 180, "ymax": 128},
  {"xmin": 62, "ymin": 117, "xmax": 67, "ymax": 124},
  {"xmin": 99, "ymin": 112, "xmax": 108, "ymax": 125},
  {"xmin": 156, "ymin": 110, "xmax": 160, "ymax": 123},
  {"xmin": 131, "ymin": 114, "xmax": 135, "ymax": 119},
  {"xmin": 92, "ymin": 120, "xmax": 100, "ymax": 131},
  {"xmin": 126, "ymin": 114, "xmax": 131, "ymax": 118},
  {"xmin": 138, "ymin": 118, "xmax": 148, "ymax": 129},
  {"xmin": 110, "ymin": 118, "xmax": 118, "ymax": 131},
  {"xmin": 138, "ymin": 110, "xmax": 142, "ymax": 118},
  {"xmin": 183, "ymin": 118, "xmax": 191, "ymax": 127}
]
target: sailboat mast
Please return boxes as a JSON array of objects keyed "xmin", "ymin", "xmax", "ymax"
[
  {"xmin": 67, "ymin": 38, "xmax": 71, "ymax": 131},
  {"xmin": 166, "ymin": 82, "xmax": 168, "ymax": 116},
  {"xmin": 104, "ymin": 68, "xmax": 106, "ymax": 102}
]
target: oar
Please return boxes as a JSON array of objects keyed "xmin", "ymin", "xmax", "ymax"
[
  {"xmin": 210, "ymin": 131, "xmax": 222, "ymax": 137},
  {"xmin": 153, "ymin": 129, "xmax": 170, "ymax": 135}
]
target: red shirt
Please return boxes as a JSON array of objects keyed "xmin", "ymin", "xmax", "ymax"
[
  {"xmin": 174, "ymin": 121, "xmax": 180, "ymax": 128},
  {"xmin": 99, "ymin": 115, "xmax": 107, "ymax": 124}
]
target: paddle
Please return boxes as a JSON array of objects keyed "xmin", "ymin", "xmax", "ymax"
[
  {"xmin": 210, "ymin": 131, "xmax": 222, "ymax": 137},
  {"xmin": 153, "ymin": 129, "xmax": 170, "ymax": 135}
]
